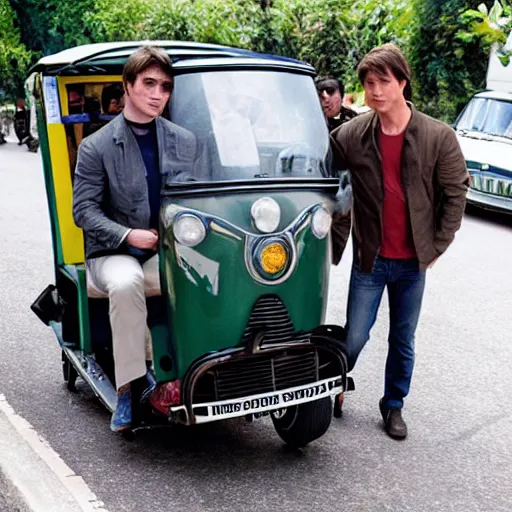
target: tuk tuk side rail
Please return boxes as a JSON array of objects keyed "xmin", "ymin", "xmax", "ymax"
[
  {"xmin": 34, "ymin": 93, "xmax": 64, "ymax": 266},
  {"xmin": 60, "ymin": 264, "xmax": 92, "ymax": 354}
]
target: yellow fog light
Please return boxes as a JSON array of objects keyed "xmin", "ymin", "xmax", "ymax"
[{"xmin": 260, "ymin": 243, "xmax": 287, "ymax": 275}]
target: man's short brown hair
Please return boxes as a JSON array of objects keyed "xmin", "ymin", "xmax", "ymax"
[
  {"xmin": 123, "ymin": 46, "xmax": 173, "ymax": 87},
  {"xmin": 357, "ymin": 43, "xmax": 412, "ymax": 101}
]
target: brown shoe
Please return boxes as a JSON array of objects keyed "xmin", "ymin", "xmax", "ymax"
[{"xmin": 379, "ymin": 399, "xmax": 407, "ymax": 439}]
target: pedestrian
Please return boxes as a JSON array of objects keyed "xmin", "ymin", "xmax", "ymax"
[
  {"xmin": 330, "ymin": 44, "xmax": 469, "ymax": 439},
  {"xmin": 73, "ymin": 45, "xmax": 202, "ymax": 432},
  {"xmin": 14, "ymin": 98, "xmax": 30, "ymax": 145}
]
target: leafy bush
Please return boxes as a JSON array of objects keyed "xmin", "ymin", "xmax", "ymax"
[
  {"xmin": 0, "ymin": 0, "xmax": 32, "ymax": 101},
  {"xmin": 408, "ymin": 0, "xmax": 491, "ymax": 122},
  {"xmin": 6, "ymin": 0, "xmax": 512, "ymax": 119},
  {"xmin": 9, "ymin": 0, "xmax": 95, "ymax": 55}
]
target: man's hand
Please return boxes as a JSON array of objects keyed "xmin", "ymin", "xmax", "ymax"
[
  {"xmin": 427, "ymin": 256, "xmax": 439, "ymax": 269},
  {"xmin": 127, "ymin": 229, "xmax": 159, "ymax": 250}
]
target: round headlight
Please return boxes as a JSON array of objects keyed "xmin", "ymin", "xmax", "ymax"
[
  {"xmin": 251, "ymin": 197, "xmax": 281, "ymax": 233},
  {"xmin": 311, "ymin": 207, "xmax": 332, "ymax": 239},
  {"xmin": 260, "ymin": 242, "xmax": 288, "ymax": 275},
  {"xmin": 173, "ymin": 214, "xmax": 206, "ymax": 247}
]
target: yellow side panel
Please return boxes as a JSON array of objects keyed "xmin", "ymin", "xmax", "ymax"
[
  {"xmin": 57, "ymin": 75, "xmax": 121, "ymax": 115},
  {"xmin": 47, "ymin": 123, "xmax": 84, "ymax": 264},
  {"xmin": 47, "ymin": 75, "xmax": 122, "ymax": 264}
]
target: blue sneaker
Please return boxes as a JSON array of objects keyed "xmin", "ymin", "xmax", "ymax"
[{"xmin": 110, "ymin": 390, "xmax": 132, "ymax": 432}]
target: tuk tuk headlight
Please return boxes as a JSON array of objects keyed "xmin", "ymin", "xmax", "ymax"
[
  {"xmin": 173, "ymin": 214, "xmax": 206, "ymax": 247},
  {"xmin": 251, "ymin": 197, "xmax": 281, "ymax": 233},
  {"xmin": 311, "ymin": 207, "xmax": 332, "ymax": 239},
  {"xmin": 253, "ymin": 239, "xmax": 290, "ymax": 279},
  {"xmin": 260, "ymin": 242, "xmax": 287, "ymax": 274}
]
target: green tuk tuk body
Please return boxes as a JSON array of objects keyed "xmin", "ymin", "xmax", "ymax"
[{"xmin": 30, "ymin": 41, "xmax": 350, "ymax": 446}]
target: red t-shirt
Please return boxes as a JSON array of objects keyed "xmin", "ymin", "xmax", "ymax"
[{"xmin": 379, "ymin": 130, "xmax": 416, "ymax": 259}]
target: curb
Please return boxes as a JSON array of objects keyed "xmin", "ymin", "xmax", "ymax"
[{"xmin": 0, "ymin": 394, "xmax": 108, "ymax": 512}]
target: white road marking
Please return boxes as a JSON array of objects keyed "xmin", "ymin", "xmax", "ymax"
[{"xmin": 0, "ymin": 394, "xmax": 109, "ymax": 512}]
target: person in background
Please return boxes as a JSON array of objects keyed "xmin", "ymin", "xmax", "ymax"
[
  {"xmin": 101, "ymin": 83, "xmax": 125, "ymax": 116},
  {"xmin": 315, "ymin": 76, "xmax": 357, "ymax": 132},
  {"xmin": 330, "ymin": 44, "xmax": 468, "ymax": 440},
  {"xmin": 14, "ymin": 98, "xmax": 30, "ymax": 145}
]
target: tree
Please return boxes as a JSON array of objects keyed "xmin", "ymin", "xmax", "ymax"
[
  {"xmin": 408, "ymin": 0, "xmax": 490, "ymax": 122},
  {"xmin": 0, "ymin": 0, "xmax": 32, "ymax": 101},
  {"xmin": 8, "ymin": 0, "xmax": 95, "ymax": 56},
  {"xmin": 458, "ymin": 0, "xmax": 512, "ymax": 64}
]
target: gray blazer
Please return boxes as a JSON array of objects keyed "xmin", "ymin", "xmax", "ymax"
[{"xmin": 73, "ymin": 114, "xmax": 201, "ymax": 259}]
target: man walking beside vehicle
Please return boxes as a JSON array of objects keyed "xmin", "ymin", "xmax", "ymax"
[
  {"xmin": 330, "ymin": 44, "xmax": 468, "ymax": 439},
  {"xmin": 73, "ymin": 46, "xmax": 200, "ymax": 432}
]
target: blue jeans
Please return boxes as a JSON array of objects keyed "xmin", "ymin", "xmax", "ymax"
[{"xmin": 346, "ymin": 257, "xmax": 426, "ymax": 409}]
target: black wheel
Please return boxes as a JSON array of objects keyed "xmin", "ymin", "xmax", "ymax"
[
  {"xmin": 271, "ymin": 397, "xmax": 332, "ymax": 448},
  {"xmin": 61, "ymin": 350, "xmax": 78, "ymax": 392}
]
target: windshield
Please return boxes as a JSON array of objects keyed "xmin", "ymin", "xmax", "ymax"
[
  {"xmin": 170, "ymin": 70, "xmax": 329, "ymax": 182},
  {"xmin": 456, "ymin": 97, "xmax": 512, "ymax": 139}
]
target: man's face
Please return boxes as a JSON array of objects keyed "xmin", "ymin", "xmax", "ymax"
[
  {"xmin": 125, "ymin": 66, "xmax": 173, "ymax": 121},
  {"xmin": 108, "ymin": 95, "xmax": 124, "ymax": 114},
  {"xmin": 318, "ymin": 87, "xmax": 342, "ymax": 119},
  {"xmin": 363, "ymin": 68, "xmax": 406, "ymax": 114}
]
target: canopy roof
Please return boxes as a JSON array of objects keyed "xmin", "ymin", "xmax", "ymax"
[{"xmin": 30, "ymin": 41, "xmax": 314, "ymax": 76}]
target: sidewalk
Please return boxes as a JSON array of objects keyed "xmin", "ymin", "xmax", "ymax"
[
  {"xmin": 0, "ymin": 467, "xmax": 30, "ymax": 512},
  {"xmin": 0, "ymin": 395, "xmax": 107, "ymax": 512}
]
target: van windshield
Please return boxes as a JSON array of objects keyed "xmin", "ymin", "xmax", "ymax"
[
  {"xmin": 456, "ymin": 97, "xmax": 512, "ymax": 139},
  {"xmin": 170, "ymin": 70, "xmax": 330, "ymax": 182}
]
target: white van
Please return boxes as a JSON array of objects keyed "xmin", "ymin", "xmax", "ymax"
[{"xmin": 454, "ymin": 36, "xmax": 512, "ymax": 214}]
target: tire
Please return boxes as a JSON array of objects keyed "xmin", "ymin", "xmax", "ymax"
[
  {"xmin": 61, "ymin": 350, "xmax": 78, "ymax": 392},
  {"xmin": 61, "ymin": 350, "xmax": 70, "ymax": 382},
  {"xmin": 271, "ymin": 397, "xmax": 332, "ymax": 448}
]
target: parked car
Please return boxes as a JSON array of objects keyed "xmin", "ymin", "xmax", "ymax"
[{"xmin": 454, "ymin": 38, "xmax": 512, "ymax": 214}]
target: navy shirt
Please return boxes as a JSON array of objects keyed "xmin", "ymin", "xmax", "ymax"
[{"xmin": 129, "ymin": 120, "xmax": 161, "ymax": 230}]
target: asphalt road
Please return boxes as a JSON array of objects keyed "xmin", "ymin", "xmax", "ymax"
[{"xmin": 0, "ymin": 140, "xmax": 511, "ymax": 512}]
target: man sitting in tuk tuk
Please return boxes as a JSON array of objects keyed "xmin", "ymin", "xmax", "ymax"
[{"xmin": 73, "ymin": 46, "xmax": 200, "ymax": 432}]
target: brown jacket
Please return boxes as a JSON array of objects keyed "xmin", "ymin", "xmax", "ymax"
[{"xmin": 330, "ymin": 104, "xmax": 468, "ymax": 272}]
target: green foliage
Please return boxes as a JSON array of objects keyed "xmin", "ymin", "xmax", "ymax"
[
  {"xmin": 5, "ymin": 0, "xmax": 512, "ymax": 119},
  {"xmin": 458, "ymin": 0, "xmax": 512, "ymax": 64},
  {"xmin": 0, "ymin": 0, "xmax": 32, "ymax": 101},
  {"xmin": 83, "ymin": 0, "xmax": 152, "ymax": 42},
  {"xmin": 9, "ymin": 0, "xmax": 95, "ymax": 55},
  {"xmin": 408, "ymin": 0, "xmax": 490, "ymax": 122},
  {"xmin": 140, "ymin": 0, "xmax": 192, "ymax": 41}
]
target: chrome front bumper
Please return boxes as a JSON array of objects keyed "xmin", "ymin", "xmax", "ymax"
[
  {"xmin": 169, "ymin": 376, "xmax": 343, "ymax": 425},
  {"xmin": 467, "ymin": 188, "xmax": 512, "ymax": 214}
]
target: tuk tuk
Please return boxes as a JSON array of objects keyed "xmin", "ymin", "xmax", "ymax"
[{"xmin": 29, "ymin": 41, "xmax": 352, "ymax": 447}]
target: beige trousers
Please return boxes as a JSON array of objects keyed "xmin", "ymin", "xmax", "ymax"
[{"xmin": 86, "ymin": 254, "xmax": 160, "ymax": 389}]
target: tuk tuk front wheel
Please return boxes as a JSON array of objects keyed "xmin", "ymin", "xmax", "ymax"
[{"xmin": 271, "ymin": 397, "xmax": 332, "ymax": 448}]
